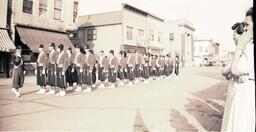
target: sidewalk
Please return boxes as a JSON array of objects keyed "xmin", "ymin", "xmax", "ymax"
[{"xmin": 0, "ymin": 75, "xmax": 35, "ymax": 87}]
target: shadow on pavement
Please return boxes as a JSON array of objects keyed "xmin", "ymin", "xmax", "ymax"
[
  {"xmin": 133, "ymin": 109, "xmax": 149, "ymax": 132},
  {"xmin": 193, "ymin": 82, "xmax": 228, "ymax": 101},
  {"xmin": 185, "ymin": 99, "xmax": 223, "ymax": 131},
  {"xmin": 194, "ymin": 71, "xmax": 226, "ymax": 81},
  {"xmin": 169, "ymin": 109, "xmax": 198, "ymax": 132}
]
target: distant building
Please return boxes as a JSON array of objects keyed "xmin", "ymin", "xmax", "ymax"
[
  {"xmin": 78, "ymin": 3, "xmax": 165, "ymax": 55},
  {"xmin": 166, "ymin": 19, "xmax": 195, "ymax": 67},
  {"xmin": 193, "ymin": 39, "xmax": 220, "ymax": 66},
  {"xmin": 0, "ymin": 0, "xmax": 16, "ymax": 77},
  {"xmin": 7, "ymin": 0, "xmax": 78, "ymax": 72}
]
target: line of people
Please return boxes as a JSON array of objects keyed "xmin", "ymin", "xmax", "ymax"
[{"xmin": 11, "ymin": 43, "xmax": 180, "ymax": 97}]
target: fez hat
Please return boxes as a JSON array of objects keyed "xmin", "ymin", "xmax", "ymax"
[
  {"xmin": 109, "ymin": 50, "xmax": 114, "ymax": 54},
  {"xmin": 58, "ymin": 44, "xmax": 64, "ymax": 50},
  {"xmin": 39, "ymin": 44, "xmax": 44, "ymax": 48},
  {"xmin": 49, "ymin": 43, "xmax": 55, "ymax": 48}
]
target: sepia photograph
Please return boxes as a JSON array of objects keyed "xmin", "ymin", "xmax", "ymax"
[{"xmin": 0, "ymin": 0, "xmax": 254, "ymax": 131}]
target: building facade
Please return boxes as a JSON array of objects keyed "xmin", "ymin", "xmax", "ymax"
[
  {"xmin": 193, "ymin": 39, "xmax": 220, "ymax": 66},
  {"xmin": 166, "ymin": 19, "xmax": 195, "ymax": 67},
  {"xmin": 78, "ymin": 4, "xmax": 165, "ymax": 55},
  {"xmin": 7, "ymin": 0, "xmax": 78, "ymax": 72},
  {"xmin": 0, "ymin": 0, "xmax": 16, "ymax": 77}
]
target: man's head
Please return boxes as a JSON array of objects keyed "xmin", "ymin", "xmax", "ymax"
[
  {"xmin": 39, "ymin": 44, "xmax": 44, "ymax": 52},
  {"xmin": 57, "ymin": 44, "xmax": 64, "ymax": 53},
  {"xmin": 49, "ymin": 42, "xmax": 55, "ymax": 51},
  {"xmin": 109, "ymin": 50, "xmax": 114, "ymax": 57},
  {"xmin": 67, "ymin": 47, "xmax": 72, "ymax": 55},
  {"xmin": 100, "ymin": 50, "xmax": 104, "ymax": 56}
]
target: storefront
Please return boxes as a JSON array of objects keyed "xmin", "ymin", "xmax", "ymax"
[
  {"xmin": 121, "ymin": 44, "xmax": 146, "ymax": 54},
  {"xmin": 15, "ymin": 26, "xmax": 74, "ymax": 72},
  {"xmin": 0, "ymin": 28, "xmax": 16, "ymax": 78}
]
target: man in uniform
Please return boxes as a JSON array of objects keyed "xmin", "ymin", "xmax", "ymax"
[
  {"xmin": 108, "ymin": 50, "xmax": 118, "ymax": 88},
  {"xmin": 46, "ymin": 43, "xmax": 58, "ymax": 95},
  {"xmin": 55, "ymin": 44, "xmax": 68, "ymax": 96},
  {"xmin": 36, "ymin": 45, "xmax": 48, "ymax": 94},
  {"xmin": 134, "ymin": 51, "xmax": 143, "ymax": 83},
  {"xmin": 97, "ymin": 50, "xmax": 108, "ymax": 88},
  {"xmin": 11, "ymin": 46, "xmax": 25, "ymax": 97},
  {"xmin": 174, "ymin": 55, "xmax": 180, "ymax": 78},
  {"xmin": 83, "ymin": 49, "xmax": 96, "ymax": 92},
  {"xmin": 126, "ymin": 50, "xmax": 136, "ymax": 85},
  {"xmin": 117, "ymin": 51, "xmax": 126, "ymax": 86},
  {"xmin": 142, "ymin": 53, "xmax": 150, "ymax": 83},
  {"xmin": 65, "ymin": 47, "xmax": 74, "ymax": 90},
  {"xmin": 74, "ymin": 46, "xmax": 84, "ymax": 92}
]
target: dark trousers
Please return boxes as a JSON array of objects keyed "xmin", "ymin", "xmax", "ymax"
[
  {"xmin": 98, "ymin": 67, "xmax": 106, "ymax": 81},
  {"xmin": 65, "ymin": 65, "xmax": 74, "ymax": 86},
  {"xmin": 149, "ymin": 66, "xmax": 153, "ymax": 77},
  {"xmin": 142, "ymin": 65, "xmax": 149, "ymax": 79},
  {"xmin": 37, "ymin": 66, "xmax": 46, "ymax": 87},
  {"xmin": 74, "ymin": 66, "xmax": 82, "ymax": 85},
  {"xmin": 169, "ymin": 65, "xmax": 173, "ymax": 75},
  {"xmin": 118, "ymin": 67, "xmax": 125, "ymax": 80},
  {"xmin": 56, "ymin": 67, "xmax": 66, "ymax": 89},
  {"xmin": 108, "ymin": 68, "xmax": 117, "ymax": 83},
  {"xmin": 47, "ymin": 63, "xmax": 56, "ymax": 86},
  {"xmin": 86, "ymin": 71, "xmax": 93, "ymax": 86},
  {"xmin": 12, "ymin": 67, "xmax": 24, "ymax": 89},
  {"xmin": 92, "ymin": 66, "xmax": 96, "ymax": 84},
  {"xmin": 134, "ymin": 64, "xmax": 141, "ymax": 78},
  {"xmin": 175, "ymin": 64, "xmax": 179, "ymax": 75},
  {"xmin": 155, "ymin": 67, "xmax": 161, "ymax": 76},
  {"xmin": 127, "ymin": 66, "xmax": 134, "ymax": 81}
]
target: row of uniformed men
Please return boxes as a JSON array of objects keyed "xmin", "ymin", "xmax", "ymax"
[{"xmin": 35, "ymin": 43, "xmax": 180, "ymax": 96}]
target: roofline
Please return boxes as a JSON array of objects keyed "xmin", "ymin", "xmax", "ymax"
[
  {"xmin": 122, "ymin": 3, "xmax": 164, "ymax": 22},
  {"xmin": 78, "ymin": 23, "xmax": 122, "ymax": 29},
  {"xmin": 78, "ymin": 10, "xmax": 122, "ymax": 18}
]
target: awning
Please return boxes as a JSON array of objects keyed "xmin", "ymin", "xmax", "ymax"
[
  {"xmin": 0, "ymin": 29, "xmax": 16, "ymax": 52},
  {"xmin": 16, "ymin": 27, "xmax": 74, "ymax": 53},
  {"xmin": 121, "ymin": 44, "xmax": 146, "ymax": 54}
]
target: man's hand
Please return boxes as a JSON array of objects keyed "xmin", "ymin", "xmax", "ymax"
[
  {"xmin": 80, "ymin": 69, "xmax": 83, "ymax": 73},
  {"xmin": 62, "ymin": 71, "xmax": 65, "ymax": 76},
  {"xmin": 71, "ymin": 68, "xmax": 74, "ymax": 73},
  {"xmin": 35, "ymin": 70, "xmax": 37, "ymax": 75},
  {"xmin": 42, "ymin": 69, "xmax": 45, "ymax": 75}
]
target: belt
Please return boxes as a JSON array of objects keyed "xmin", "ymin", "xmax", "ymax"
[
  {"xmin": 37, "ymin": 63, "xmax": 44, "ymax": 66},
  {"xmin": 249, "ymin": 78, "xmax": 255, "ymax": 81},
  {"xmin": 57, "ymin": 64, "xmax": 64, "ymax": 68}
]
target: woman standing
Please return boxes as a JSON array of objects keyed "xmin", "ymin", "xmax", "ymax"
[
  {"xmin": 11, "ymin": 46, "xmax": 25, "ymax": 97},
  {"xmin": 221, "ymin": 7, "xmax": 254, "ymax": 132}
]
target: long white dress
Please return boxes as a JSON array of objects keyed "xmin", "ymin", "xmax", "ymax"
[{"xmin": 221, "ymin": 42, "xmax": 255, "ymax": 132}]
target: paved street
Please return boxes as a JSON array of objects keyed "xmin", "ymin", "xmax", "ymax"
[{"xmin": 0, "ymin": 67, "xmax": 228, "ymax": 131}]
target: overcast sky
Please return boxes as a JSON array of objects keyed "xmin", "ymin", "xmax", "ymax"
[{"xmin": 78, "ymin": 0, "xmax": 253, "ymax": 52}]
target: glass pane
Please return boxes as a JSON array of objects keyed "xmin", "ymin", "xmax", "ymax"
[
  {"xmin": 54, "ymin": 9, "xmax": 61, "ymax": 20},
  {"xmin": 54, "ymin": 0, "xmax": 62, "ymax": 9}
]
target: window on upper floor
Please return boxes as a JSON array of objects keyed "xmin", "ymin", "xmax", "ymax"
[
  {"xmin": 39, "ymin": 0, "xmax": 47, "ymax": 17},
  {"xmin": 158, "ymin": 32, "xmax": 161, "ymax": 42},
  {"xmin": 73, "ymin": 2, "xmax": 78, "ymax": 23},
  {"xmin": 54, "ymin": 0, "xmax": 62, "ymax": 20},
  {"xmin": 169, "ymin": 33, "xmax": 174, "ymax": 41},
  {"xmin": 126, "ymin": 26, "xmax": 133, "ymax": 40},
  {"xmin": 87, "ymin": 28, "xmax": 97, "ymax": 41},
  {"xmin": 138, "ymin": 29, "xmax": 144, "ymax": 37},
  {"xmin": 23, "ymin": 0, "xmax": 33, "ymax": 14}
]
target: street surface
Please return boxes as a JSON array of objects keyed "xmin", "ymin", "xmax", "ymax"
[{"xmin": 0, "ymin": 67, "xmax": 228, "ymax": 131}]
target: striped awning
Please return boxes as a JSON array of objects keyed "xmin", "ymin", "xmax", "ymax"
[
  {"xmin": 0, "ymin": 29, "xmax": 16, "ymax": 52},
  {"xmin": 16, "ymin": 26, "xmax": 74, "ymax": 53}
]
